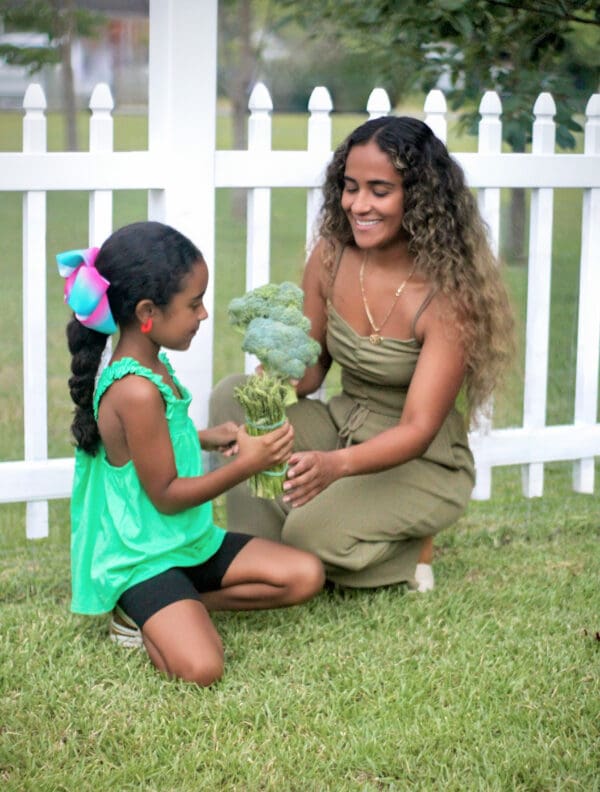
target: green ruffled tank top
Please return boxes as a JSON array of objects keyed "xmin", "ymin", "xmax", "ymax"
[{"xmin": 70, "ymin": 353, "xmax": 225, "ymax": 615}]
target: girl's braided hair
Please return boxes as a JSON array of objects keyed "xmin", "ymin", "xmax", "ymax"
[
  {"xmin": 66, "ymin": 221, "xmax": 202, "ymax": 454},
  {"xmin": 318, "ymin": 116, "xmax": 514, "ymax": 418}
]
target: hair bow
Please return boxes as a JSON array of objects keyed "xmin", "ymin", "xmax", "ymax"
[{"xmin": 56, "ymin": 247, "xmax": 117, "ymax": 335}]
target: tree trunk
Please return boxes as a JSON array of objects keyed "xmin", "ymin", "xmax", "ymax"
[
  {"xmin": 57, "ymin": 0, "xmax": 78, "ymax": 151},
  {"xmin": 230, "ymin": 0, "xmax": 253, "ymax": 219}
]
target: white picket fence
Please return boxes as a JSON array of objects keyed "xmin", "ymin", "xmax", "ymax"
[{"xmin": 0, "ymin": 0, "xmax": 599, "ymax": 540}]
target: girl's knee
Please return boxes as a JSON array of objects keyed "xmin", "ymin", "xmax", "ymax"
[
  {"xmin": 287, "ymin": 551, "xmax": 325, "ymax": 603},
  {"xmin": 165, "ymin": 642, "xmax": 224, "ymax": 687}
]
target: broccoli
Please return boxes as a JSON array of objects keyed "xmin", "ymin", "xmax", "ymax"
[
  {"xmin": 242, "ymin": 317, "xmax": 320, "ymax": 380},
  {"xmin": 228, "ymin": 281, "xmax": 306, "ymax": 333},
  {"xmin": 227, "ymin": 281, "xmax": 321, "ymax": 500}
]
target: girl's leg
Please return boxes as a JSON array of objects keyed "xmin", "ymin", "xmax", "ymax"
[
  {"xmin": 198, "ymin": 538, "xmax": 324, "ymax": 611},
  {"xmin": 118, "ymin": 568, "xmax": 225, "ymax": 686},
  {"xmin": 141, "ymin": 599, "xmax": 224, "ymax": 686}
]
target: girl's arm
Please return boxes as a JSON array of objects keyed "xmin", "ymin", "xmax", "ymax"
[
  {"xmin": 295, "ymin": 240, "xmax": 332, "ymax": 397},
  {"xmin": 106, "ymin": 377, "xmax": 293, "ymax": 514},
  {"xmin": 283, "ymin": 294, "xmax": 466, "ymax": 507}
]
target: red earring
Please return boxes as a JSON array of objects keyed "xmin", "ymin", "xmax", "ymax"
[{"xmin": 141, "ymin": 317, "xmax": 153, "ymax": 334}]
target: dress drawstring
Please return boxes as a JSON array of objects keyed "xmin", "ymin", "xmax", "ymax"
[{"xmin": 337, "ymin": 403, "xmax": 371, "ymax": 448}]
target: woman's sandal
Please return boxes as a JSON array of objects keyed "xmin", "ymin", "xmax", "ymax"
[{"xmin": 109, "ymin": 605, "xmax": 143, "ymax": 649}]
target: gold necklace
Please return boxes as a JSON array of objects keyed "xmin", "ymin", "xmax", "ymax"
[{"xmin": 359, "ymin": 252, "xmax": 417, "ymax": 345}]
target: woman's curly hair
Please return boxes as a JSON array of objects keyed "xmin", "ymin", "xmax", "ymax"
[
  {"xmin": 66, "ymin": 221, "xmax": 203, "ymax": 454},
  {"xmin": 318, "ymin": 115, "xmax": 515, "ymax": 418}
]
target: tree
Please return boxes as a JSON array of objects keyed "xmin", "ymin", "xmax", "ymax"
[
  {"xmin": 285, "ymin": 0, "xmax": 600, "ymax": 261},
  {"xmin": 0, "ymin": 0, "xmax": 104, "ymax": 150}
]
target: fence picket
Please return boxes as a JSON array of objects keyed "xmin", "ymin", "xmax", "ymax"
[
  {"xmin": 471, "ymin": 91, "xmax": 503, "ymax": 500},
  {"xmin": 522, "ymin": 93, "xmax": 556, "ymax": 497},
  {"xmin": 306, "ymin": 86, "xmax": 333, "ymax": 250},
  {"xmin": 424, "ymin": 89, "xmax": 447, "ymax": 142},
  {"xmin": 22, "ymin": 84, "xmax": 49, "ymax": 538},
  {"xmin": 88, "ymin": 83, "xmax": 114, "ymax": 247},
  {"xmin": 245, "ymin": 82, "xmax": 273, "ymax": 374},
  {"xmin": 366, "ymin": 88, "xmax": 391, "ymax": 120},
  {"xmin": 573, "ymin": 93, "xmax": 600, "ymax": 493}
]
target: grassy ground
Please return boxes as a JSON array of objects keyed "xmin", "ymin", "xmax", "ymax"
[{"xmin": 1, "ymin": 110, "xmax": 599, "ymax": 790}]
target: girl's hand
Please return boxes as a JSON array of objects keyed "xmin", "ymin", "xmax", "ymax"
[
  {"xmin": 198, "ymin": 421, "xmax": 240, "ymax": 455},
  {"xmin": 282, "ymin": 450, "xmax": 341, "ymax": 507},
  {"xmin": 236, "ymin": 421, "xmax": 295, "ymax": 472}
]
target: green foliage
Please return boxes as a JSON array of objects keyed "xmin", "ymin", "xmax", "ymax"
[
  {"xmin": 262, "ymin": 48, "xmax": 402, "ymax": 112},
  {"xmin": 0, "ymin": 0, "xmax": 104, "ymax": 74},
  {"xmin": 285, "ymin": 0, "xmax": 600, "ymax": 151}
]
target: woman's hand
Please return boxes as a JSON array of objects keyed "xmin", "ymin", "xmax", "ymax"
[
  {"xmin": 237, "ymin": 421, "xmax": 295, "ymax": 473},
  {"xmin": 198, "ymin": 421, "xmax": 240, "ymax": 456},
  {"xmin": 282, "ymin": 450, "xmax": 342, "ymax": 507}
]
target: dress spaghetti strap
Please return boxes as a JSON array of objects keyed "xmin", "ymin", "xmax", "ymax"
[{"xmin": 410, "ymin": 289, "xmax": 436, "ymax": 339}]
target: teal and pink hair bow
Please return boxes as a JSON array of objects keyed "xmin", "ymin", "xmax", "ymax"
[{"xmin": 56, "ymin": 247, "xmax": 117, "ymax": 335}]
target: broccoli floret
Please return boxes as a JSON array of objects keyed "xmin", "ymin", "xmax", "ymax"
[
  {"xmin": 227, "ymin": 281, "xmax": 305, "ymax": 332},
  {"xmin": 242, "ymin": 317, "xmax": 320, "ymax": 380},
  {"xmin": 268, "ymin": 304, "xmax": 311, "ymax": 334}
]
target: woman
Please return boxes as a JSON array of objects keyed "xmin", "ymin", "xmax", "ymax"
[{"xmin": 210, "ymin": 116, "xmax": 514, "ymax": 592}]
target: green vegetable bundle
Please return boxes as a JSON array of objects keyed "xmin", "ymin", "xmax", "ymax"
[{"xmin": 228, "ymin": 282, "xmax": 321, "ymax": 499}]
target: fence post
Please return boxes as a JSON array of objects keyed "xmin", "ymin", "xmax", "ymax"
[
  {"xmin": 306, "ymin": 86, "xmax": 333, "ymax": 250},
  {"xmin": 471, "ymin": 91, "xmax": 503, "ymax": 500},
  {"xmin": 146, "ymin": 0, "xmax": 218, "ymax": 425},
  {"xmin": 366, "ymin": 87, "xmax": 391, "ymax": 120},
  {"xmin": 522, "ymin": 92, "xmax": 556, "ymax": 497},
  {"xmin": 424, "ymin": 90, "xmax": 447, "ymax": 142},
  {"xmin": 573, "ymin": 93, "xmax": 600, "ymax": 493},
  {"xmin": 245, "ymin": 82, "xmax": 273, "ymax": 374},
  {"xmin": 22, "ymin": 84, "xmax": 48, "ymax": 539}
]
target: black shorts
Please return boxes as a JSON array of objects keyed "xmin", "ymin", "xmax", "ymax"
[{"xmin": 117, "ymin": 531, "xmax": 253, "ymax": 629}]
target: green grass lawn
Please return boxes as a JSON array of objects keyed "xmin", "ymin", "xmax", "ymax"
[{"xmin": 1, "ymin": 109, "xmax": 598, "ymax": 791}]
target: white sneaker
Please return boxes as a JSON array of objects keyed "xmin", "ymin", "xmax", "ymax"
[
  {"xmin": 109, "ymin": 605, "xmax": 143, "ymax": 649},
  {"xmin": 408, "ymin": 563, "xmax": 435, "ymax": 593}
]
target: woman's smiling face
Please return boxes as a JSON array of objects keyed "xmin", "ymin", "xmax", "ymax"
[{"xmin": 341, "ymin": 139, "xmax": 406, "ymax": 251}]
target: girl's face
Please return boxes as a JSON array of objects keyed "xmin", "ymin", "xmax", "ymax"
[
  {"xmin": 154, "ymin": 259, "xmax": 209, "ymax": 350},
  {"xmin": 341, "ymin": 139, "xmax": 407, "ymax": 250}
]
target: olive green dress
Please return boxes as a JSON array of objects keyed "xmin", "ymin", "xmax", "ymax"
[{"xmin": 210, "ymin": 288, "xmax": 474, "ymax": 589}]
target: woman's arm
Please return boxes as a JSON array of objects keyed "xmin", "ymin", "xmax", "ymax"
[
  {"xmin": 198, "ymin": 422, "xmax": 239, "ymax": 454},
  {"xmin": 104, "ymin": 377, "xmax": 294, "ymax": 515},
  {"xmin": 295, "ymin": 240, "xmax": 332, "ymax": 397},
  {"xmin": 283, "ymin": 294, "xmax": 466, "ymax": 507}
]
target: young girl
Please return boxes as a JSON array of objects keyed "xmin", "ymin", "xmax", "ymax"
[
  {"xmin": 210, "ymin": 116, "xmax": 514, "ymax": 592},
  {"xmin": 61, "ymin": 221, "xmax": 324, "ymax": 686}
]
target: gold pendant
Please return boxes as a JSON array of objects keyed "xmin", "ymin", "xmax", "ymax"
[{"xmin": 369, "ymin": 333, "xmax": 382, "ymax": 345}]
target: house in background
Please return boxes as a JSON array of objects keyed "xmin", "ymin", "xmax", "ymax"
[{"xmin": 0, "ymin": 0, "xmax": 149, "ymax": 110}]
